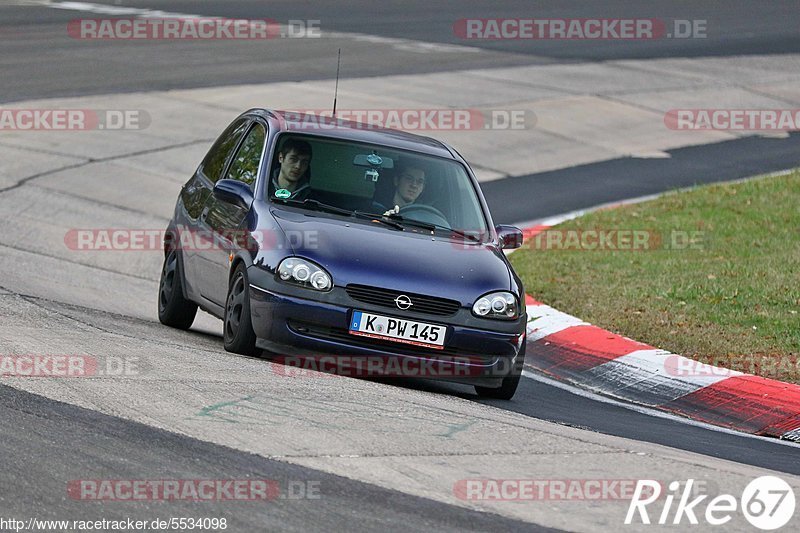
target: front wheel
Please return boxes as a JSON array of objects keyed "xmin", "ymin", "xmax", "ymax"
[
  {"xmin": 223, "ymin": 263, "xmax": 259, "ymax": 356},
  {"xmin": 158, "ymin": 249, "xmax": 198, "ymax": 330},
  {"xmin": 474, "ymin": 343, "xmax": 525, "ymax": 400}
]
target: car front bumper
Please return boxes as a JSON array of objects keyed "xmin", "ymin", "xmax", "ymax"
[{"xmin": 247, "ymin": 273, "xmax": 526, "ymax": 387}]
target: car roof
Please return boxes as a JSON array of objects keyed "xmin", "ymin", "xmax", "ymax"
[{"xmin": 245, "ymin": 108, "xmax": 458, "ymax": 159}]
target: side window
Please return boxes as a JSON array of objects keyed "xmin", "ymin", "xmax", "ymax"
[
  {"xmin": 199, "ymin": 118, "xmax": 249, "ymax": 184},
  {"xmin": 225, "ymin": 123, "xmax": 266, "ymax": 188}
]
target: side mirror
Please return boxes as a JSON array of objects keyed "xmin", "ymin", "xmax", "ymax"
[
  {"xmin": 496, "ymin": 225, "xmax": 523, "ymax": 249},
  {"xmin": 213, "ymin": 179, "xmax": 253, "ymax": 210}
]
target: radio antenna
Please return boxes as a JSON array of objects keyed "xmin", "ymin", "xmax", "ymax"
[{"xmin": 332, "ymin": 48, "xmax": 341, "ymax": 117}]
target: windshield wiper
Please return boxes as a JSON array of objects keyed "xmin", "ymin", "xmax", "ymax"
[
  {"xmin": 386, "ymin": 215, "xmax": 481, "ymax": 243},
  {"xmin": 352, "ymin": 210, "xmax": 404, "ymax": 230},
  {"xmin": 277, "ymin": 198, "xmax": 352, "ymax": 216},
  {"xmin": 277, "ymin": 199, "xmax": 404, "ymax": 230}
]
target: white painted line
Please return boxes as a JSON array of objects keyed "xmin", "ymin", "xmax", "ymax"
[
  {"xmin": 521, "ymin": 369, "xmax": 800, "ymax": 448},
  {"xmin": 513, "ymin": 167, "xmax": 799, "ymax": 228},
  {"xmin": 782, "ymin": 427, "xmax": 800, "ymax": 442},
  {"xmin": 324, "ymin": 31, "xmax": 483, "ymax": 54},
  {"xmin": 41, "ymin": 0, "xmax": 202, "ymax": 18},
  {"xmin": 515, "ymin": 195, "xmax": 663, "ymax": 229}
]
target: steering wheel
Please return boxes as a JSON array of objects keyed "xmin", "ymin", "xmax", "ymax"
[{"xmin": 397, "ymin": 204, "xmax": 449, "ymax": 228}]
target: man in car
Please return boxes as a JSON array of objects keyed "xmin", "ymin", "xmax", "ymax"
[
  {"xmin": 393, "ymin": 164, "xmax": 426, "ymax": 207},
  {"xmin": 270, "ymin": 138, "xmax": 313, "ymax": 200},
  {"xmin": 375, "ymin": 162, "xmax": 426, "ymax": 214}
]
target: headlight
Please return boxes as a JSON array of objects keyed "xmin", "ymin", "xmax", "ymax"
[
  {"xmin": 472, "ymin": 291, "xmax": 518, "ymax": 320},
  {"xmin": 277, "ymin": 258, "xmax": 332, "ymax": 291}
]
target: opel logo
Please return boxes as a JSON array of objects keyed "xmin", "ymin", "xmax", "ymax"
[{"xmin": 394, "ymin": 294, "xmax": 413, "ymax": 310}]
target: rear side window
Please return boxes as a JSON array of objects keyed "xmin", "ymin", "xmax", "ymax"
[
  {"xmin": 199, "ymin": 118, "xmax": 249, "ymax": 183},
  {"xmin": 225, "ymin": 123, "xmax": 266, "ymax": 188}
]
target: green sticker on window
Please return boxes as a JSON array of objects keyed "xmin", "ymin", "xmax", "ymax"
[{"xmin": 275, "ymin": 188, "xmax": 291, "ymax": 199}]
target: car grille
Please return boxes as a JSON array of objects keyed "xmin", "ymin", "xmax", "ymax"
[{"xmin": 345, "ymin": 284, "xmax": 461, "ymax": 316}]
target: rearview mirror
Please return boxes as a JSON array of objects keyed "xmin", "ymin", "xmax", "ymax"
[
  {"xmin": 213, "ymin": 179, "xmax": 254, "ymax": 210},
  {"xmin": 496, "ymin": 225, "xmax": 523, "ymax": 249}
]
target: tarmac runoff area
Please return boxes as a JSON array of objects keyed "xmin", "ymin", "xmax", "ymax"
[
  {"xmin": 2, "ymin": 52, "xmax": 800, "ymax": 192},
  {"xmin": 1, "ymin": 54, "xmax": 799, "ymax": 530}
]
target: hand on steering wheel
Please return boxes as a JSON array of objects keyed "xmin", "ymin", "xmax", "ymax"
[{"xmin": 397, "ymin": 203, "xmax": 449, "ymax": 227}]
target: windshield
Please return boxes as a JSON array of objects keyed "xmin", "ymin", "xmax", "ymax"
[{"xmin": 266, "ymin": 134, "xmax": 490, "ymax": 240}]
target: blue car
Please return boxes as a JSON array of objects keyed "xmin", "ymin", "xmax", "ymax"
[{"xmin": 158, "ymin": 109, "xmax": 527, "ymax": 399}]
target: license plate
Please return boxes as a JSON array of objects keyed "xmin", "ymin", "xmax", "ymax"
[{"xmin": 349, "ymin": 311, "xmax": 447, "ymax": 350}]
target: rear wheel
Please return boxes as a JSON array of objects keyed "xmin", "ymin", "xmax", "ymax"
[
  {"xmin": 223, "ymin": 263, "xmax": 259, "ymax": 356},
  {"xmin": 158, "ymin": 249, "xmax": 197, "ymax": 330},
  {"xmin": 474, "ymin": 342, "xmax": 525, "ymax": 400}
]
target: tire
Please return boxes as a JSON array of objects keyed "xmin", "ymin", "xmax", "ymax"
[
  {"xmin": 474, "ymin": 342, "xmax": 525, "ymax": 400},
  {"xmin": 158, "ymin": 248, "xmax": 198, "ymax": 330},
  {"xmin": 223, "ymin": 263, "xmax": 259, "ymax": 356}
]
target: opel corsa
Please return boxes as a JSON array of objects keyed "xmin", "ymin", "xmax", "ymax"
[{"xmin": 158, "ymin": 110, "xmax": 527, "ymax": 399}]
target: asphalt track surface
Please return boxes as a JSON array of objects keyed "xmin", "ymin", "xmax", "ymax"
[
  {"xmin": 485, "ymin": 132, "xmax": 800, "ymax": 224},
  {"xmin": 0, "ymin": 383, "xmax": 550, "ymax": 532},
  {"xmin": 365, "ymin": 376, "xmax": 800, "ymax": 476},
  {"xmin": 1, "ymin": 1, "xmax": 799, "ymax": 530},
  {"xmin": 2, "ymin": 0, "xmax": 800, "ymax": 102}
]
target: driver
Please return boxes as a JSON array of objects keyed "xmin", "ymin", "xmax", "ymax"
[
  {"xmin": 376, "ymin": 163, "xmax": 426, "ymax": 214},
  {"xmin": 269, "ymin": 138, "xmax": 312, "ymax": 201},
  {"xmin": 393, "ymin": 165, "xmax": 426, "ymax": 207}
]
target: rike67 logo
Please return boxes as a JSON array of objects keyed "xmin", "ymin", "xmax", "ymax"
[{"xmin": 626, "ymin": 476, "xmax": 795, "ymax": 530}]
